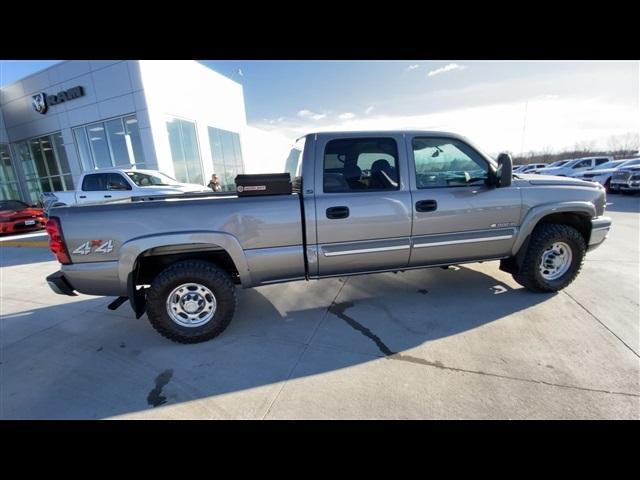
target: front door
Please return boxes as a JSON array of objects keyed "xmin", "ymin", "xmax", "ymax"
[
  {"xmin": 314, "ymin": 135, "xmax": 413, "ymax": 276},
  {"xmin": 407, "ymin": 135, "xmax": 522, "ymax": 266}
]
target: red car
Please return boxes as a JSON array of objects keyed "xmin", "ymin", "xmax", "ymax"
[{"xmin": 0, "ymin": 200, "xmax": 47, "ymax": 235}]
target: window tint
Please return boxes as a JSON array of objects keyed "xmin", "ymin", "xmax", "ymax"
[
  {"xmin": 82, "ymin": 174, "xmax": 108, "ymax": 191},
  {"xmin": 323, "ymin": 138, "xmax": 399, "ymax": 193},
  {"xmin": 106, "ymin": 173, "xmax": 131, "ymax": 190},
  {"xmin": 412, "ymin": 137, "xmax": 488, "ymax": 189},
  {"xmin": 595, "ymin": 158, "xmax": 609, "ymax": 165}
]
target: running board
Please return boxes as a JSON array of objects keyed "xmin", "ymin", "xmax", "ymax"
[{"xmin": 107, "ymin": 296, "xmax": 129, "ymax": 311}]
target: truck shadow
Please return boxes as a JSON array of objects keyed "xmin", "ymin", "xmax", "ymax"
[{"xmin": 1, "ymin": 265, "xmax": 553, "ymax": 419}]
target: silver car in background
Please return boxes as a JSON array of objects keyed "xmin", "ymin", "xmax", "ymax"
[{"xmin": 576, "ymin": 158, "xmax": 640, "ymax": 192}]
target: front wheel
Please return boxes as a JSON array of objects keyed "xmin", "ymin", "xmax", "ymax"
[
  {"xmin": 146, "ymin": 260, "xmax": 237, "ymax": 343},
  {"xmin": 513, "ymin": 223, "xmax": 586, "ymax": 292}
]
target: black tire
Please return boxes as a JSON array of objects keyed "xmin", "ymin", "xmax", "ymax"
[
  {"xmin": 513, "ymin": 223, "xmax": 586, "ymax": 293},
  {"xmin": 621, "ymin": 190, "xmax": 636, "ymax": 196},
  {"xmin": 604, "ymin": 179, "xmax": 611, "ymax": 193},
  {"xmin": 146, "ymin": 260, "xmax": 236, "ymax": 343}
]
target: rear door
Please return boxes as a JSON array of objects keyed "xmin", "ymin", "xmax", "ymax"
[
  {"xmin": 407, "ymin": 135, "xmax": 521, "ymax": 266},
  {"xmin": 314, "ymin": 134, "xmax": 413, "ymax": 276},
  {"xmin": 79, "ymin": 173, "xmax": 109, "ymax": 204}
]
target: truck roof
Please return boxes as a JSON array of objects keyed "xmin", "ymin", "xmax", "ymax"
[{"xmin": 303, "ymin": 130, "xmax": 468, "ymax": 140}]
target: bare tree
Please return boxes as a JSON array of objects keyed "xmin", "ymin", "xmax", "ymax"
[
  {"xmin": 607, "ymin": 132, "xmax": 639, "ymax": 157},
  {"xmin": 574, "ymin": 139, "xmax": 596, "ymax": 154}
]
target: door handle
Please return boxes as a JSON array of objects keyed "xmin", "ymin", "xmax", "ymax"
[
  {"xmin": 104, "ymin": 195, "xmax": 112, "ymax": 198},
  {"xmin": 79, "ymin": 195, "xmax": 86, "ymax": 199},
  {"xmin": 326, "ymin": 206, "xmax": 349, "ymax": 219},
  {"xmin": 416, "ymin": 199, "xmax": 437, "ymax": 212}
]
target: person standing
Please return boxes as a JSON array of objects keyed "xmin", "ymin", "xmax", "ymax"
[{"xmin": 208, "ymin": 173, "xmax": 222, "ymax": 192}]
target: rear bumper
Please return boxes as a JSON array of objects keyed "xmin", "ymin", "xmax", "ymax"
[
  {"xmin": 46, "ymin": 271, "xmax": 77, "ymax": 296},
  {"xmin": 588, "ymin": 216, "xmax": 612, "ymax": 251}
]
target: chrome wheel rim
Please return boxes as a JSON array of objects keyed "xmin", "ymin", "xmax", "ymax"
[
  {"xmin": 539, "ymin": 241, "xmax": 573, "ymax": 281},
  {"xmin": 166, "ymin": 283, "xmax": 217, "ymax": 328}
]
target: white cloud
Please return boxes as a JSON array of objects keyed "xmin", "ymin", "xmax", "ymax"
[
  {"xmin": 406, "ymin": 64, "xmax": 420, "ymax": 71},
  {"xmin": 254, "ymin": 95, "xmax": 639, "ymax": 155},
  {"xmin": 338, "ymin": 112, "xmax": 356, "ymax": 120},
  {"xmin": 297, "ymin": 109, "xmax": 326, "ymax": 120},
  {"xmin": 427, "ymin": 63, "xmax": 467, "ymax": 77},
  {"xmin": 364, "ymin": 105, "xmax": 374, "ymax": 114}
]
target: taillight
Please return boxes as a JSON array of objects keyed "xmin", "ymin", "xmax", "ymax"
[{"xmin": 45, "ymin": 217, "xmax": 72, "ymax": 264}]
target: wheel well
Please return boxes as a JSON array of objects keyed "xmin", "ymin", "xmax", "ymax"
[
  {"xmin": 536, "ymin": 212, "xmax": 591, "ymax": 245},
  {"xmin": 134, "ymin": 245, "xmax": 241, "ymax": 286}
]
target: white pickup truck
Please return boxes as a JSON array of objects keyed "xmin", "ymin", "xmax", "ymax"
[{"xmin": 41, "ymin": 169, "xmax": 209, "ymax": 214}]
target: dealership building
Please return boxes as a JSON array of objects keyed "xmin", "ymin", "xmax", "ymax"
[{"xmin": 0, "ymin": 60, "xmax": 291, "ymax": 203}]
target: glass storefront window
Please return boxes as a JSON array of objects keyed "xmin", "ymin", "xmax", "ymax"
[
  {"xmin": 105, "ymin": 118, "xmax": 130, "ymax": 166},
  {"xmin": 14, "ymin": 133, "xmax": 74, "ymax": 203},
  {"xmin": 0, "ymin": 144, "xmax": 21, "ymax": 201},
  {"xmin": 208, "ymin": 127, "xmax": 244, "ymax": 191},
  {"xmin": 73, "ymin": 127, "xmax": 93, "ymax": 171},
  {"xmin": 167, "ymin": 117, "xmax": 203, "ymax": 185},
  {"xmin": 87, "ymin": 122, "xmax": 112, "ymax": 169},
  {"xmin": 74, "ymin": 114, "xmax": 146, "ymax": 171}
]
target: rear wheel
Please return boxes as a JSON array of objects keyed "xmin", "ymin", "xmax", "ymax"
[
  {"xmin": 604, "ymin": 179, "xmax": 611, "ymax": 193},
  {"xmin": 146, "ymin": 260, "xmax": 236, "ymax": 343},
  {"xmin": 513, "ymin": 223, "xmax": 586, "ymax": 292}
]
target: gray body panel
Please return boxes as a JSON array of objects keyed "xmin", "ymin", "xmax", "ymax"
[{"xmin": 50, "ymin": 130, "xmax": 609, "ymax": 298}]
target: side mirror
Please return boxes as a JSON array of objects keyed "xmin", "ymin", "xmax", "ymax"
[{"xmin": 496, "ymin": 153, "xmax": 513, "ymax": 187}]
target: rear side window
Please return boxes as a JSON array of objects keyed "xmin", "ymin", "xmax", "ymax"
[
  {"xmin": 323, "ymin": 138, "xmax": 399, "ymax": 193},
  {"xmin": 595, "ymin": 158, "xmax": 609, "ymax": 165},
  {"xmin": 82, "ymin": 173, "xmax": 108, "ymax": 191}
]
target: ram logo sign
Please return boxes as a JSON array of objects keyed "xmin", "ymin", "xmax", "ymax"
[
  {"xmin": 32, "ymin": 93, "xmax": 48, "ymax": 114},
  {"xmin": 32, "ymin": 86, "xmax": 85, "ymax": 115}
]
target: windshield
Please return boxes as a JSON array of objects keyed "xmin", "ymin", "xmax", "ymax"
[
  {"xmin": 125, "ymin": 171, "xmax": 179, "ymax": 187},
  {"xmin": 0, "ymin": 200, "xmax": 29, "ymax": 211},
  {"xmin": 548, "ymin": 160, "xmax": 569, "ymax": 167},
  {"xmin": 619, "ymin": 158, "xmax": 640, "ymax": 168}
]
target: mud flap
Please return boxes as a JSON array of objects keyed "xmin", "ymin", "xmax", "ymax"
[
  {"xmin": 127, "ymin": 272, "xmax": 147, "ymax": 319},
  {"xmin": 500, "ymin": 234, "xmax": 531, "ymax": 275}
]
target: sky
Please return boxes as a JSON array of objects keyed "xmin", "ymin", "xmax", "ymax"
[{"xmin": 1, "ymin": 60, "xmax": 638, "ymax": 155}]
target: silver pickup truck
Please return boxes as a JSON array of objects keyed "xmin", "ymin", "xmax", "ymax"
[{"xmin": 45, "ymin": 131, "xmax": 612, "ymax": 343}]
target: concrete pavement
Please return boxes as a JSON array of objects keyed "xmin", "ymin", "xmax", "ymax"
[{"xmin": 0, "ymin": 195, "xmax": 638, "ymax": 419}]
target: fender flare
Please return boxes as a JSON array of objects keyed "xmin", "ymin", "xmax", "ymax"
[
  {"xmin": 117, "ymin": 230, "xmax": 252, "ymax": 289},
  {"xmin": 512, "ymin": 201, "xmax": 595, "ymax": 255}
]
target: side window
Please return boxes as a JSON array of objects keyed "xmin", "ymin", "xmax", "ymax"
[
  {"xmin": 412, "ymin": 137, "xmax": 488, "ymax": 189},
  {"xmin": 106, "ymin": 173, "xmax": 132, "ymax": 190},
  {"xmin": 82, "ymin": 174, "xmax": 108, "ymax": 191},
  {"xmin": 323, "ymin": 138, "xmax": 399, "ymax": 193},
  {"xmin": 595, "ymin": 158, "xmax": 609, "ymax": 165},
  {"xmin": 573, "ymin": 160, "xmax": 591, "ymax": 168}
]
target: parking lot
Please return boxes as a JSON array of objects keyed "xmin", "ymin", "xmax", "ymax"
[{"xmin": 1, "ymin": 195, "xmax": 638, "ymax": 419}]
